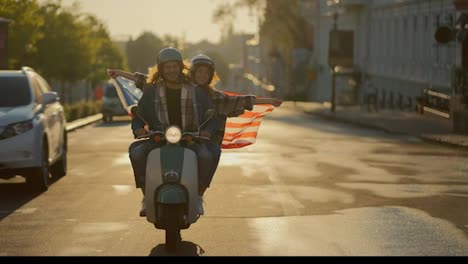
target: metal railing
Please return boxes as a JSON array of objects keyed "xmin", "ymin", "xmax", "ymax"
[{"xmin": 421, "ymin": 88, "xmax": 451, "ymax": 119}]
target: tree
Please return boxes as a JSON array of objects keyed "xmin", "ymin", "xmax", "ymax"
[
  {"xmin": 213, "ymin": 0, "xmax": 310, "ymax": 52},
  {"xmin": 82, "ymin": 14, "xmax": 127, "ymax": 88},
  {"xmin": 35, "ymin": 2, "xmax": 92, "ymax": 83},
  {"xmin": 205, "ymin": 51, "xmax": 229, "ymax": 87},
  {"xmin": 126, "ymin": 32, "xmax": 164, "ymax": 73},
  {"xmin": 0, "ymin": 0, "xmax": 44, "ymax": 69}
]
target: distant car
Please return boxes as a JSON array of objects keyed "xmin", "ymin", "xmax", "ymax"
[
  {"xmin": 0, "ymin": 67, "xmax": 67, "ymax": 192},
  {"xmin": 101, "ymin": 82, "xmax": 127, "ymax": 122}
]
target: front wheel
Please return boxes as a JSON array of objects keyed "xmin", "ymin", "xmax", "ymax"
[
  {"xmin": 51, "ymin": 133, "xmax": 67, "ymax": 178},
  {"xmin": 165, "ymin": 228, "xmax": 181, "ymax": 252},
  {"xmin": 27, "ymin": 145, "xmax": 50, "ymax": 192},
  {"xmin": 161, "ymin": 205, "xmax": 184, "ymax": 252}
]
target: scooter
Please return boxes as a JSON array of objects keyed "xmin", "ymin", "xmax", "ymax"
[{"xmin": 134, "ymin": 107, "xmax": 215, "ymax": 252}]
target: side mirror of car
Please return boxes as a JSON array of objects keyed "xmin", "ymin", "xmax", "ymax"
[{"xmin": 41, "ymin": 92, "xmax": 59, "ymax": 105}]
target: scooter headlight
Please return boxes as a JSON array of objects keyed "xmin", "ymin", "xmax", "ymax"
[{"xmin": 165, "ymin": 126, "xmax": 182, "ymax": 144}]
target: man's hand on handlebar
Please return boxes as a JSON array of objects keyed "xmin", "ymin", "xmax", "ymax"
[
  {"xmin": 199, "ymin": 130, "xmax": 211, "ymax": 139},
  {"xmin": 134, "ymin": 128, "xmax": 148, "ymax": 138}
]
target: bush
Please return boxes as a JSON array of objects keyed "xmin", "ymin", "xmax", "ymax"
[{"xmin": 64, "ymin": 100, "xmax": 102, "ymax": 122}]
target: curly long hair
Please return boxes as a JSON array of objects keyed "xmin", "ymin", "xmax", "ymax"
[{"xmin": 146, "ymin": 60, "xmax": 191, "ymax": 85}]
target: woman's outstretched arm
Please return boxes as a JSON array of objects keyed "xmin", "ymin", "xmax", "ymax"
[
  {"xmin": 107, "ymin": 69, "xmax": 136, "ymax": 81},
  {"xmin": 254, "ymin": 97, "xmax": 282, "ymax": 107}
]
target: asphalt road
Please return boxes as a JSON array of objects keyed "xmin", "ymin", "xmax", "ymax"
[{"xmin": 1, "ymin": 107, "xmax": 468, "ymax": 256}]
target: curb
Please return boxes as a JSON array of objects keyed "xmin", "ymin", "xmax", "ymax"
[
  {"xmin": 65, "ymin": 114, "xmax": 103, "ymax": 133},
  {"xmin": 302, "ymin": 108, "xmax": 468, "ymax": 150}
]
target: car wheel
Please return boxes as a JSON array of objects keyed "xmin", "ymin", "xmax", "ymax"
[
  {"xmin": 27, "ymin": 144, "xmax": 50, "ymax": 192},
  {"xmin": 51, "ymin": 133, "xmax": 67, "ymax": 178}
]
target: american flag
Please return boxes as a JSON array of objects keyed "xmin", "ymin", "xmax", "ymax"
[
  {"xmin": 110, "ymin": 76, "xmax": 143, "ymax": 117},
  {"xmin": 221, "ymin": 102, "xmax": 276, "ymax": 149}
]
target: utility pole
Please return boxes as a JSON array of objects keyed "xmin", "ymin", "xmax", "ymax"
[{"xmin": 331, "ymin": 12, "xmax": 338, "ymax": 113}]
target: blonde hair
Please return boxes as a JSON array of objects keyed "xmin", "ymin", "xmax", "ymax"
[{"xmin": 146, "ymin": 60, "xmax": 191, "ymax": 85}]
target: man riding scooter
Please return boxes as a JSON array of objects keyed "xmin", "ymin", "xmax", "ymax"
[{"xmin": 127, "ymin": 47, "xmax": 219, "ymax": 217}]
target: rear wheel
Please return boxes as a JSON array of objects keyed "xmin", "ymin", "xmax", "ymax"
[{"xmin": 27, "ymin": 144, "xmax": 50, "ymax": 192}]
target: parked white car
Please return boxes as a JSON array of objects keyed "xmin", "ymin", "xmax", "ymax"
[{"xmin": 0, "ymin": 67, "xmax": 67, "ymax": 191}]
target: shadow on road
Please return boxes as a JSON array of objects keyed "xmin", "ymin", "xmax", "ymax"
[
  {"xmin": 149, "ymin": 241, "xmax": 205, "ymax": 256},
  {"xmin": 0, "ymin": 175, "xmax": 64, "ymax": 221}
]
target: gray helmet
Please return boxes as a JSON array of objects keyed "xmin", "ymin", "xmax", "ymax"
[
  {"xmin": 189, "ymin": 54, "xmax": 215, "ymax": 85},
  {"xmin": 157, "ymin": 47, "xmax": 183, "ymax": 66}
]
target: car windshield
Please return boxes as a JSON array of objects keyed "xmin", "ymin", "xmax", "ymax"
[
  {"xmin": 105, "ymin": 84, "xmax": 118, "ymax": 98},
  {"xmin": 0, "ymin": 76, "xmax": 32, "ymax": 107}
]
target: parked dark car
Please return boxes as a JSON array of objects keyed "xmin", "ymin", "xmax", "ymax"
[{"xmin": 101, "ymin": 82, "xmax": 127, "ymax": 122}]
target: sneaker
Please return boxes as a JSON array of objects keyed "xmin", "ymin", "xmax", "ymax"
[
  {"xmin": 197, "ymin": 195, "xmax": 204, "ymax": 216},
  {"xmin": 139, "ymin": 199, "xmax": 146, "ymax": 217}
]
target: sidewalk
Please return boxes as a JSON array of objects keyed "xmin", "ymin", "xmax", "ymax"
[
  {"xmin": 283, "ymin": 102, "xmax": 468, "ymax": 149},
  {"xmin": 65, "ymin": 113, "xmax": 103, "ymax": 133}
]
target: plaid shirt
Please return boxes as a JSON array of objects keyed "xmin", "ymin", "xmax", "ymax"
[
  {"xmin": 132, "ymin": 83, "xmax": 217, "ymax": 135},
  {"xmin": 158, "ymin": 84, "xmax": 197, "ymax": 132},
  {"xmin": 207, "ymin": 89, "xmax": 255, "ymax": 146}
]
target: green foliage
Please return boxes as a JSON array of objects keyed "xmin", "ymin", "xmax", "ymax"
[
  {"xmin": 82, "ymin": 14, "xmax": 127, "ymax": 86},
  {"xmin": 0, "ymin": 0, "xmax": 44, "ymax": 69},
  {"xmin": 213, "ymin": 0, "xmax": 311, "ymax": 56},
  {"xmin": 0, "ymin": 0, "xmax": 127, "ymax": 85},
  {"xmin": 204, "ymin": 51, "xmax": 229, "ymax": 84},
  {"xmin": 64, "ymin": 100, "xmax": 103, "ymax": 122},
  {"xmin": 35, "ymin": 2, "xmax": 92, "ymax": 82},
  {"xmin": 126, "ymin": 32, "xmax": 164, "ymax": 73},
  {"xmin": 260, "ymin": 0, "xmax": 311, "ymax": 50}
]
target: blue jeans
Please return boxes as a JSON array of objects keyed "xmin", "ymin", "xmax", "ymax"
[{"xmin": 129, "ymin": 140, "xmax": 221, "ymax": 189}]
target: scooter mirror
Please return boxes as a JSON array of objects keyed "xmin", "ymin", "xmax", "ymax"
[
  {"xmin": 131, "ymin": 106, "xmax": 140, "ymax": 117},
  {"xmin": 204, "ymin": 109, "xmax": 216, "ymax": 120},
  {"xmin": 199, "ymin": 109, "xmax": 217, "ymax": 133},
  {"xmin": 131, "ymin": 106, "xmax": 149, "ymax": 125}
]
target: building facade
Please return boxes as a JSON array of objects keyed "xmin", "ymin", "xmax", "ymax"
[{"xmin": 308, "ymin": 0, "xmax": 463, "ymax": 109}]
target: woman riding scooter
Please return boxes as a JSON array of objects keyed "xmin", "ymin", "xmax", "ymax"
[{"xmin": 188, "ymin": 54, "xmax": 282, "ymax": 196}]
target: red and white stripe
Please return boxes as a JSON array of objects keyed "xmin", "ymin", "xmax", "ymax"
[{"xmin": 221, "ymin": 104, "xmax": 275, "ymax": 149}]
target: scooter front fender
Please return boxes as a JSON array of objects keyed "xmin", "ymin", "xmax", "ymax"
[
  {"xmin": 145, "ymin": 145, "xmax": 199, "ymax": 224},
  {"xmin": 157, "ymin": 185, "xmax": 187, "ymax": 204}
]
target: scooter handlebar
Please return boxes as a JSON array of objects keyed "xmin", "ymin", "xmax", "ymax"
[{"xmin": 136, "ymin": 131, "xmax": 210, "ymax": 142}]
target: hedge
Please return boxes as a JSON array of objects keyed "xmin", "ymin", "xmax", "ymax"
[{"xmin": 64, "ymin": 100, "xmax": 102, "ymax": 122}]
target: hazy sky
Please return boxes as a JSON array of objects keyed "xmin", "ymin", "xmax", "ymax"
[{"xmin": 60, "ymin": 0, "xmax": 258, "ymax": 43}]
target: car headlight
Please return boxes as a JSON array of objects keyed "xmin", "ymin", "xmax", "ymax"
[
  {"xmin": 0, "ymin": 120, "xmax": 33, "ymax": 140},
  {"xmin": 165, "ymin": 126, "xmax": 182, "ymax": 144}
]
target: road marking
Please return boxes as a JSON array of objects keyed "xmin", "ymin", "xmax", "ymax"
[
  {"xmin": 112, "ymin": 185, "xmax": 132, "ymax": 195},
  {"xmin": 73, "ymin": 222, "xmax": 128, "ymax": 234},
  {"xmin": 113, "ymin": 154, "xmax": 131, "ymax": 166}
]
